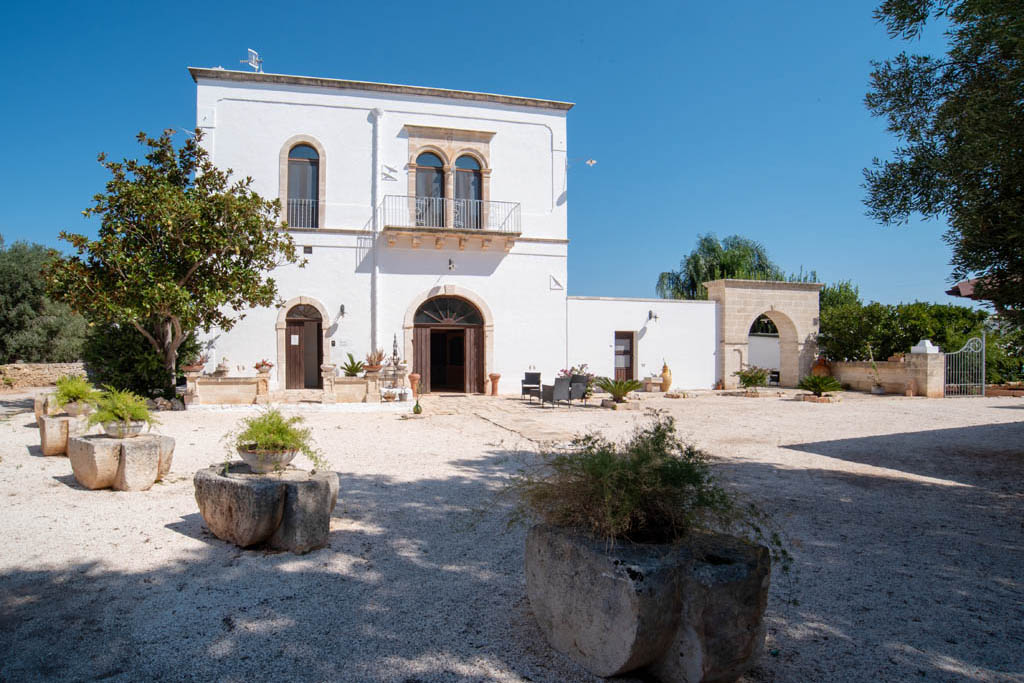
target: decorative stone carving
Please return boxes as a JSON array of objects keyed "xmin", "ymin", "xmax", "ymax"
[
  {"xmin": 67, "ymin": 434, "xmax": 175, "ymax": 491},
  {"xmin": 194, "ymin": 463, "xmax": 338, "ymax": 554},
  {"xmin": 38, "ymin": 414, "xmax": 89, "ymax": 456},
  {"xmin": 525, "ymin": 524, "xmax": 770, "ymax": 682}
]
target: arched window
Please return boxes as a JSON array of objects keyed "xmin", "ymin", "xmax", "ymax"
[
  {"xmin": 415, "ymin": 152, "xmax": 445, "ymax": 227},
  {"xmin": 287, "ymin": 144, "xmax": 319, "ymax": 228},
  {"xmin": 413, "ymin": 296, "xmax": 483, "ymax": 325},
  {"xmin": 454, "ymin": 155, "xmax": 483, "ymax": 229}
]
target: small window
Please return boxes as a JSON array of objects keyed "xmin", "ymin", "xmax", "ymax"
[{"xmin": 303, "ymin": 245, "xmax": 313, "ymax": 254}]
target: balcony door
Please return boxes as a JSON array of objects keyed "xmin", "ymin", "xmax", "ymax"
[
  {"xmin": 454, "ymin": 155, "xmax": 482, "ymax": 229},
  {"xmin": 415, "ymin": 152, "xmax": 445, "ymax": 227},
  {"xmin": 287, "ymin": 144, "xmax": 319, "ymax": 228}
]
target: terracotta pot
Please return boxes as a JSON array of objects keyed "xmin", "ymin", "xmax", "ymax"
[
  {"xmin": 364, "ymin": 364, "xmax": 382, "ymax": 373},
  {"xmin": 660, "ymin": 363, "xmax": 672, "ymax": 392},
  {"xmin": 408, "ymin": 373, "xmax": 421, "ymax": 398},
  {"xmin": 811, "ymin": 358, "xmax": 831, "ymax": 377},
  {"xmin": 489, "ymin": 373, "xmax": 501, "ymax": 396},
  {"xmin": 182, "ymin": 364, "xmax": 205, "ymax": 373}
]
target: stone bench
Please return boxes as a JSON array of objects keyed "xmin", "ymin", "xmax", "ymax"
[
  {"xmin": 67, "ymin": 434, "xmax": 175, "ymax": 491},
  {"xmin": 39, "ymin": 414, "xmax": 89, "ymax": 456},
  {"xmin": 194, "ymin": 463, "xmax": 339, "ymax": 554}
]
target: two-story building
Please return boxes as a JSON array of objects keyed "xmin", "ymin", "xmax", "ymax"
[{"xmin": 190, "ymin": 67, "xmax": 820, "ymax": 396}]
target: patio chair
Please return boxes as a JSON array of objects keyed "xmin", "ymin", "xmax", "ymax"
[
  {"xmin": 521, "ymin": 372, "xmax": 541, "ymax": 402},
  {"xmin": 769, "ymin": 370, "xmax": 780, "ymax": 387},
  {"xmin": 542, "ymin": 376, "xmax": 572, "ymax": 408},
  {"xmin": 569, "ymin": 374, "xmax": 589, "ymax": 405}
]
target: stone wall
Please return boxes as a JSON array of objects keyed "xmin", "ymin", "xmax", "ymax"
[
  {"xmin": 832, "ymin": 351, "xmax": 945, "ymax": 398},
  {"xmin": 0, "ymin": 362, "xmax": 86, "ymax": 389}
]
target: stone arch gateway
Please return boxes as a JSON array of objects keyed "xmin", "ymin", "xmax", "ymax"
[{"xmin": 704, "ymin": 279, "xmax": 822, "ymax": 388}]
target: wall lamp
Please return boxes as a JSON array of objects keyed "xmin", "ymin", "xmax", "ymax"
[
  {"xmin": 338, "ymin": 304, "xmax": 346, "ymax": 318},
  {"xmin": 448, "ymin": 258, "xmax": 456, "ymax": 271},
  {"xmin": 648, "ymin": 310, "xmax": 659, "ymax": 322}
]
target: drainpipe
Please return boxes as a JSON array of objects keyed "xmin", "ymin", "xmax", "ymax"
[{"xmin": 370, "ymin": 108, "xmax": 383, "ymax": 350}]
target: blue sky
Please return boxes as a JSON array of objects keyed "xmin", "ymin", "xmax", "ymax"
[{"xmin": 0, "ymin": 1, "xmax": 958, "ymax": 305}]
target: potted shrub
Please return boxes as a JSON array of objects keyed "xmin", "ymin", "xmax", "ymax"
[
  {"xmin": 594, "ymin": 377, "xmax": 641, "ymax": 403},
  {"xmin": 254, "ymin": 358, "xmax": 273, "ymax": 373},
  {"xmin": 55, "ymin": 375, "xmax": 99, "ymax": 417},
  {"xmin": 233, "ymin": 408, "xmax": 323, "ymax": 474},
  {"xmin": 733, "ymin": 366, "xmax": 769, "ymax": 394},
  {"xmin": 509, "ymin": 413, "xmax": 787, "ymax": 680},
  {"xmin": 182, "ymin": 353, "xmax": 209, "ymax": 373},
  {"xmin": 88, "ymin": 387, "xmax": 157, "ymax": 437},
  {"xmin": 798, "ymin": 374, "xmax": 843, "ymax": 401},
  {"xmin": 364, "ymin": 349, "xmax": 385, "ymax": 373},
  {"xmin": 342, "ymin": 353, "xmax": 365, "ymax": 377}
]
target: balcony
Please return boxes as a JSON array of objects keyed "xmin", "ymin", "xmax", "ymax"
[
  {"xmin": 380, "ymin": 195, "xmax": 521, "ymax": 251},
  {"xmin": 287, "ymin": 199, "xmax": 319, "ymax": 229}
]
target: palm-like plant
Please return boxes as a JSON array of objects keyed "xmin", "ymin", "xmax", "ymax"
[
  {"xmin": 342, "ymin": 353, "xmax": 365, "ymax": 377},
  {"xmin": 798, "ymin": 375, "xmax": 843, "ymax": 397},
  {"xmin": 594, "ymin": 377, "xmax": 642, "ymax": 403}
]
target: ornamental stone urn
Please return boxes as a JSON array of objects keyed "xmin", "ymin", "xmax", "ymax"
[{"xmin": 525, "ymin": 524, "xmax": 770, "ymax": 682}]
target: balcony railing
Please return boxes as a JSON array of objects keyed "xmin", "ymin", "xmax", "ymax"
[
  {"xmin": 381, "ymin": 195, "xmax": 521, "ymax": 234},
  {"xmin": 287, "ymin": 199, "xmax": 319, "ymax": 229}
]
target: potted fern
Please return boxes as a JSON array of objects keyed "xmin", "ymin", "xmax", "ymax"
[
  {"xmin": 88, "ymin": 387, "xmax": 157, "ymax": 437},
  {"xmin": 55, "ymin": 375, "xmax": 99, "ymax": 417},
  {"xmin": 733, "ymin": 366, "xmax": 770, "ymax": 395},
  {"xmin": 233, "ymin": 408, "xmax": 322, "ymax": 474},
  {"xmin": 509, "ymin": 413, "xmax": 786, "ymax": 680}
]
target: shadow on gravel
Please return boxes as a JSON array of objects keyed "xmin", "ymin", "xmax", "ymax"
[
  {"xmin": 782, "ymin": 421, "xmax": 1024, "ymax": 487},
  {"xmin": 51, "ymin": 473, "xmax": 85, "ymax": 490},
  {"xmin": 722, "ymin": 452, "xmax": 1024, "ymax": 682},
  {"xmin": 0, "ymin": 449, "xmax": 607, "ymax": 683}
]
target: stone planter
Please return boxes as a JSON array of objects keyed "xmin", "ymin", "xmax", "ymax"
[
  {"xmin": 102, "ymin": 420, "xmax": 148, "ymax": 438},
  {"xmin": 193, "ymin": 463, "xmax": 339, "ymax": 554},
  {"xmin": 63, "ymin": 401, "xmax": 93, "ymax": 417},
  {"xmin": 601, "ymin": 398, "xmax": 638, "ymax": 410},
  {"xmin": 38, "ymin": 414, "xmax": 89, "ymax": 456},
  {"xmin": 67, "ymin": 433, "xmax": 175, "ymax": 491},
  {"xmin": 33, "ymin": 393, "xmax": 59, "ymax": 424},
  {"xmin": 525, "ymin": 524, "xmax": 770, "ymax": 682},
  {"xmin": 364, "ymin": 364, "xmax": 382, "ymax": 374},
  {"xmin": 870, "ymin": 384, "xmax": 886, "ymax": 395},
  {"xmin": 801, "ymin": 394, "xmax": 841, "ymax": 403},
  {"xmin": 237, "ymin": 446, "xmax": 298, "ymax": 474}
]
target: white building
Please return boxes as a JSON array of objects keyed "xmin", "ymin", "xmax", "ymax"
[{"xmin": 191, "ymin": 67, "xmax": 819, "ymax": 395}]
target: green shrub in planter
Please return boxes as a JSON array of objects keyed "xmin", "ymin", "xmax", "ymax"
[
  {"xmin": 342, "ymin": 353, "xmax": 364, "ymax": 377},
  {"xmin": 87, "ymin": 387, "xmax": 157, "ymax": 434},
  {"xmin": 733, "ymin": 366, "xmax": 770, "ymax": 389},
  {"xmin": 593, "ymin": 377, "xmax": 642, "ymax": 403},
  {"xmin": 798, "ymin": 374, "xmax": 843, "ymax": 397},
  {"xmin": 232, "ymin": 408, "xmax": 325, "ymax": 472},
  {"xmin": 55, "ymin": 375, "xmax": 99, "ymax": 407}
]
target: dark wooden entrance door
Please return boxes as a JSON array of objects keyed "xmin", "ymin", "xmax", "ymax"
[
  {"xmin": 411, "ymin": 296, "xmax": 485, "ymax": 394},
  {"xmin": 614, "ymin": 331, "xmax": 635, "ymax": 381},
  {"xmin": 431, "ymin": 329, "xmax": 465, "ymax": 392},
  {"xmin": 285, "ymin": 305, "xmax": 323, "ymax": 390}
]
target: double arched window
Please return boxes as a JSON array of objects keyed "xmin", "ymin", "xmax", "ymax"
[
  {"xmin": 287, "ymin": 144, "xmax": 320, "ymax": 228},
  {"xmin": 413, "ymin": 152, "xmax": 486, "ymax": 229}
]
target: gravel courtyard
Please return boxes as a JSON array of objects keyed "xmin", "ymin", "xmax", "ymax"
[{"xmin": 0, "ymin": 391, "xmax": 1021, "ymax": 682}]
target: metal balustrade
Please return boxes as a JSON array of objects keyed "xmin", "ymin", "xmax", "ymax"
[
  {"xmin": 287, "ymin": 199, "xmax": 319, "ymax": 229},
  {"xmin": 381, "ymin": 195, "xmax": 521, "ymax": 233}
]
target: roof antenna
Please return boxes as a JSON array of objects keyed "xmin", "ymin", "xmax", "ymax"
[{"xmin": 240, "ymin": 48, "xmax": 263, "ymax": 73}]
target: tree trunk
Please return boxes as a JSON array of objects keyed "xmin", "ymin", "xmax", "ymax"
[{"xmin": 133, "ymin": 316, "xmax": 186, "ymax": 398}]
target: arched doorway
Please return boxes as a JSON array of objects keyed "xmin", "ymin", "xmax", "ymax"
[
  {"xmin": 747, "ymin": 314, "xmax": 780, "ymax": 379},
  {"xmin": 412, "ymin": 296, "xmax": 484, "ymax": 393},
  {"xmin": 285, "ymin": 304, "xmax": 323, "ymax": 389}
]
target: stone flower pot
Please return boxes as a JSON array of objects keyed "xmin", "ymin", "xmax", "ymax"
[
  {"xmin": 64, "ymin": 401, "xmax": 93, "ymax": 417},
  {"xmin": 102, "ymin": 420, "xmax": 147, "ymax": 438},
  {"xmin": 525, "ymin": 524, "xmax": 770, "ymax": 682},
  {"xmin": 237, "ymin": 446, "xmax": 297, "ymax": 474},
  {"xmin": 870, "ymin": 384, "xmax": 886, "ymax": 395}
]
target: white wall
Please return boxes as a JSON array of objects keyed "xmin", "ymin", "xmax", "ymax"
[
  {"xmin": 567, "ymin": 297, "xmax": 718, "ymax": 390},
  {"xmin": 747, "ymin": 334, "xmax": 780, "ymax": 370}
]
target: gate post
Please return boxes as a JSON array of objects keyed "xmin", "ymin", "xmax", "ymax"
[{"xmin": 908, "ymin": 340, "xmax": 944, "ymax": 398}]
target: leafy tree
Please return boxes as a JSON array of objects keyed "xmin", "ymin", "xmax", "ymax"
[
  {"xmin": 48, "ymin": 129, "xmax": 302, "ymax": 392},
  {"xmin": 0, "ymin": 238, "xmax": 87, "ymax": 363},
  {"xmin": 657, "ymin": 234, "xmax": 784, "ymax": 300},
  {"xmin": 864, "ymin": 0, "xmax": 1024, "ymax": 326}
]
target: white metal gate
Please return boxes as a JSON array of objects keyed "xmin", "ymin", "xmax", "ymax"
[{"xmin": 944, "ymin": 333, "xmax": 986, "ymax": 397}]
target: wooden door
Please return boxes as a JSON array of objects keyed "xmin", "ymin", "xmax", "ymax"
[
  {"xmin": 413, "ymin": 326, "xmax": 431, "ymax": 393},
  {"xmin": 614, "ymin": 331, "xmax": 635, "ymax": 381},
  {"xmin": 286, "ymin": 322, "xmax": 305, "ymax": 389},
  {"xmin": 465, "ymin": 326, "xmax": 484, "ymax": 393}
]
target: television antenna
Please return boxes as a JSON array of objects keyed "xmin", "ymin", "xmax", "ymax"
[{"xmin": 240, "ymin": 49, "xmax": 263, "ymax": 73}]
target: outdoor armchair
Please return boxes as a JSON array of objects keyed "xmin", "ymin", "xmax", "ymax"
[
  {"xmin": 522, "ymin": 372, "xmax": 541, "ymax": 402},
  {"xmin": 569, "ymin": 374, "xmax": 589, "ymax": 405},
  {"xmin": 542, "ymin": 376, "xmax": 572, "ymax": 408}
]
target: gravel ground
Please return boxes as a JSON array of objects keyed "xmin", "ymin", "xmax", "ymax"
[{"xmin": 0, "ymin": 390, "xmax": 1021, "ymax": 682}]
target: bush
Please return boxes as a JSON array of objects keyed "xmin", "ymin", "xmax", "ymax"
[
  {"xmin": 559, "ymin": 364, "xmax": 596, "ymax": 397},
  {"xmin": 342, "ymin": 353, "xmax": 364, "ymax": 377},
  {"xmin": 733, "ymin": 366, "xmax": 769, "ymax": 389},
  {"xmin": 88, "ymin": 387, "xmax": 156, "ymax": 428},
  {"xmin": 233, "ymin": 408, "xmax": 323, "ymax": 469},
  {"xmin": 54, "ymin": 375, "xmax": 98, "ymax": 407},
  {"xmin": 508, "ymin": 413, "xmax": 789, "ymax": 565},
  {"xmin": 798, "ymin": 375, "xmax": 842, "ymax": 397},
  {"xmin": 594, "ymin": 377, "xmax": 641, "ymax": 402},
  {"xmin": 82, "ymin": 323, "xmax": 200, "ymax": 399}
]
